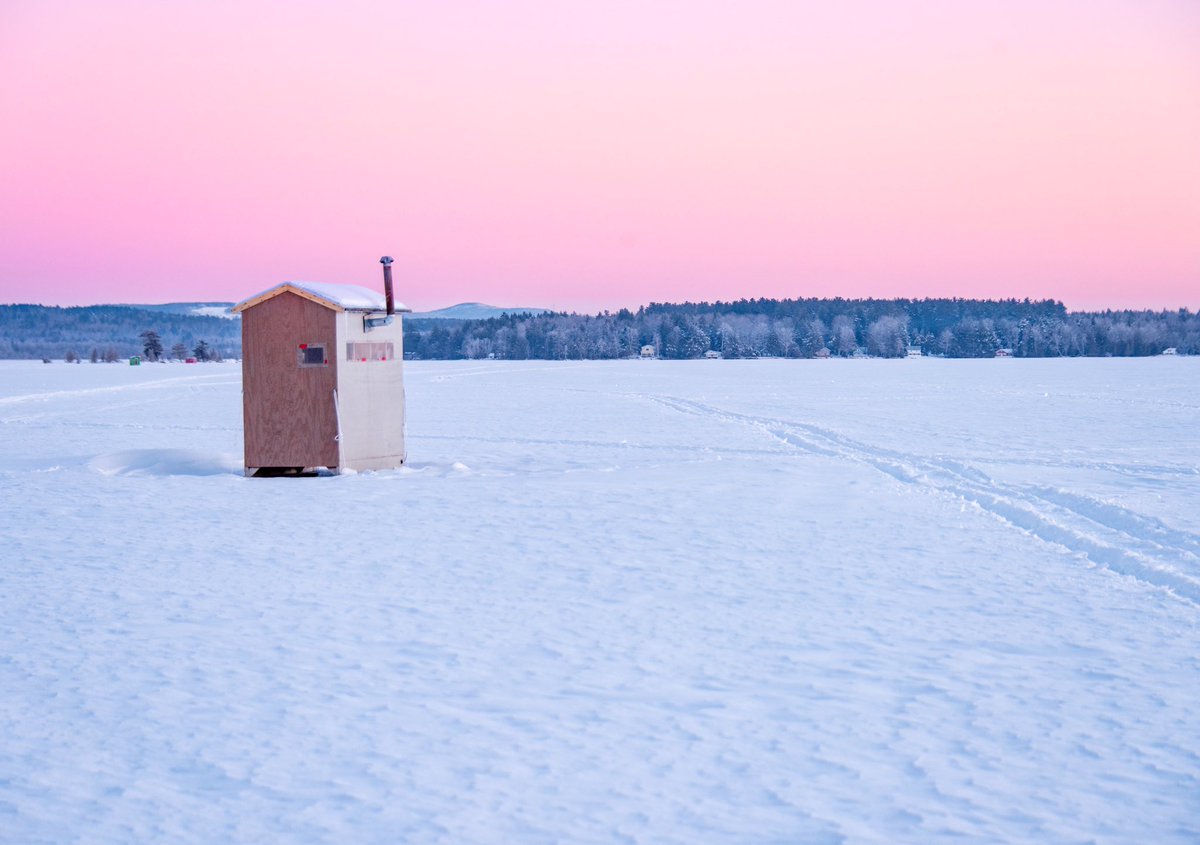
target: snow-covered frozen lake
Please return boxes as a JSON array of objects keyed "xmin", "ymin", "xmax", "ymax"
[{"xmin": 1, "ymin": 358, "xmax": 1198, "ymax": 844}]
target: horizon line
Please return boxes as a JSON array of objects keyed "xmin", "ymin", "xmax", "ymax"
[{"xmin": 3, "ymin": 297, "xmax": 1197, "ymax": 316}]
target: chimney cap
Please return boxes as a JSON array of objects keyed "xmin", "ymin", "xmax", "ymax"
[{"xmin": 380, "ymin": 255, "xmax": 394, "ymax": 265}]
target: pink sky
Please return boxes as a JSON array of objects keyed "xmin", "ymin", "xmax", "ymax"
[{"xmin": 1, "ymin": 0, "xmax": 1197, "ymax": 312}]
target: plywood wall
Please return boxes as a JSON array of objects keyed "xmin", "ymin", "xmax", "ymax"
[{"xmin": 242, "ymin": 292, "xmax": 340, "ymax": 470}]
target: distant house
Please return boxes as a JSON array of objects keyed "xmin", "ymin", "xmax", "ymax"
[
  {"xmin": 995, "ymin": 348, "xmax": 1013, "ymax": 357},
  {"xmin": 814, "ymin": 347, "xmax": 831, "ymax": 359},
  {"xmin": 703, "ymin": 350, "xmax": 721, "ymax": 359},
  {"xmin": 906, "ymin": 345, "xmax": 923, "ymax": 358},
  {"xmin": 640, "ymin": 345, "xmax": 656, "ymax": 358},
  {"xmin": 1162, "ymin": 347, "xmax": 1178, "ymax": 356}
]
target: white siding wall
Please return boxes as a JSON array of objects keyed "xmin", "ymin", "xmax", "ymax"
[{"xmin": 334, "ymin": 311, "xmax": 406, "ymax": 471}]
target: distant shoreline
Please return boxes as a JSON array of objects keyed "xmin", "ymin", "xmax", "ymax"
[{"xmin": 1, "ymin": 298, "xmax": 1195, "ymax": 361}]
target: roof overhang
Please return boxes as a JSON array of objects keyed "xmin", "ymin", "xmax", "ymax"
[{"xmin": 232, "ymin": 281, "xmax": 412, "ymax": 314}]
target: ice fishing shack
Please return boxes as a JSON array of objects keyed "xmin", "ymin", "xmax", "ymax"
[{"xmin": 232, "ymin": 257, "xmax": 410, "ymax": 476}]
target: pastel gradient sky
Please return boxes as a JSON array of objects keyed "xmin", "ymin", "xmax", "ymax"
[{"xmin": 1, "ymin": 0, "xmax": 1197, "ymax": 311}]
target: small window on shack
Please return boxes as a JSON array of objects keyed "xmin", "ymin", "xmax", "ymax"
[
  {"xmin": 372, "ymin": 342, "xmax": 393, "ymax": 362},
  {"xmin": 346, "ymin": 342, "xmax": 394, "ymax": 362},
  {"xmin": 298, "ymin": 344, "xmax": 326, "ymax": 367}
]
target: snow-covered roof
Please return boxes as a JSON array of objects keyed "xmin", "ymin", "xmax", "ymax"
[{"xmin": 232, "ymin": 281, "xmax": 410, "ymax": 314}]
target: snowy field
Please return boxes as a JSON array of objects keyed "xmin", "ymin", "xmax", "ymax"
[{"xmin": 1, "ymin": 357, "xmax": 1198, "ymax": 845}]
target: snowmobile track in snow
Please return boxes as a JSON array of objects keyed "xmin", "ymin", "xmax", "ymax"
[
  {"xmin": 0, "ymin": 371, "xmax": 235, "ymax": 407},
  {"xmin": 642, "ymin": 393, "xmax": 1200, "ymax": 608}
]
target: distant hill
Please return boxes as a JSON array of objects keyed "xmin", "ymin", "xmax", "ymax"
[
  {"xmin": 410, "ymin": 302, "xmax": 546, "ymax": 320},
  {"xmin": 121, "ymin": 302, "xmax": 238, "ymax": 319}
]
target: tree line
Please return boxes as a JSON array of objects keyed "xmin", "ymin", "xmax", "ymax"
[
  {"xmin": 3, "ymin": 298, "xmax": 1196, "ymax": 361},
  {"xmin": 404, "ymin": 298, "xmax": 1198, "ymax": 360},
  {"xmin": 0, "ymin": 304, "xmax": 240, "ymax": 360},
  {"xmin": 56, "ymin": 333, "xmax": 224, "ymax": 364}
]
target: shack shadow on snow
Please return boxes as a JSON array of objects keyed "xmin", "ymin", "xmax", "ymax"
[{"xmin": 88, "ymin": 449, "xmax": 242, "ymax": 477}]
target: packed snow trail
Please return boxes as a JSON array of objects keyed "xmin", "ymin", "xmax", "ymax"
[{"xmin": 641, "ymin": 393, "xmax": 1200, "ymax": 606}]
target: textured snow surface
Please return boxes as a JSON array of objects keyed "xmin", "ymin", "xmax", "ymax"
[{"xmin": 1, "ymin": 358, "xmax": 1198, "ymax": 845}]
